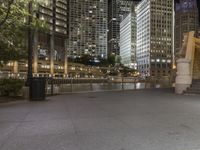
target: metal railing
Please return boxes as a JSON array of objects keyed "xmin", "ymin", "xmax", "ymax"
[{"xmin": 46, "ymin": 76, "xmax": 173, "ymax": 95}]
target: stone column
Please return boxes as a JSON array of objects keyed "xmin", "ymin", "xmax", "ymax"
[
  {"xmin": 50, "ymin": 33, "xmax": 54, "ymax": 76},
  {"xmin": 13, "ymin": 61, "xmax": 19, "ymax": 77},
  {"xmin": 175, "ymin": 58, "xmax": 192, "ymax": 94},
  {"xmin": 64, "ymin": 40, "xmax": 68, "ymax": 78},
  {"xmin": 33, "ymin": 31, "xmax": 38, "ymax": 75}
]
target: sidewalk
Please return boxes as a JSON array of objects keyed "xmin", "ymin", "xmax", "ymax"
[
  {"xmin": 0, "ymin": 89, "xmax": 200, "ymax": 150},
  {"xmin": 0, "ymin": 96, "xmax": 25, "ymax": 104}
]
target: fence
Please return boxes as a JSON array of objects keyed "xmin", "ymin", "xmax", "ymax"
[{"xmin": 46, "ymin": 76, "xmax": 173, "ymax": 95}]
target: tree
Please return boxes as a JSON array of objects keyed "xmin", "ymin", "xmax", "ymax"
[
  {"xmin": 0, "ymin": 0, "xmax": 14, "ymax": 27},
  {"xmin": 115, "ymin": 55, "xmax": 121, "ymax": 65},
  {"xmin": 120, "ymin": 66, "xmax": 137, "ymax": 77},
  {"xmin": 107, "ymin": 54, "xmax": 115, "ymax": 66},
  {"xmin": 0, "ymin": 0, "xmax": 48, "ymax": 66},
  {"xmin": 80, "ymin": 54, "xmax": 93, "ymax": 65}
]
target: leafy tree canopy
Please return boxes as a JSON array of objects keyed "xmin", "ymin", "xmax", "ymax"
[{"xmin": 0, "ymin": 0, "xmax": 49, "ymax": 66}]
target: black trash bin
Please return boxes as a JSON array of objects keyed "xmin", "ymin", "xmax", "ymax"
[{"xmin": 30, "ymin": 77, "xmax": 46, "ymax": 101}]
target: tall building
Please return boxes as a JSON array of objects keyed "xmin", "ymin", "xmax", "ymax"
[
  {"xmin": 108, "ymin": 0, "xmax": 137, "ymax": 56},
  {"xmin": 68, "ymin": 0, "xmax": 108, "ymax": 59},
  {"xmin": 136, "ymin": 0, "xmax": 174, "ymax": 77},
  {"xmin": 32, "ymin": 0, "xmax": 68, "ymax": 78},
  {"xmin": 175, "ymin": 0, "xmax": 199, "ymax": 56},
  {"xmin": 0, "ymin": 0, "xmax": 69, "ymax": 78},
  {"xmin": 35, "ymin": 0, "xmax": 68, "ymax": 77},
  {"xmin": 120, "ymin": 13, "xmax": 137, "ymax": 69}
]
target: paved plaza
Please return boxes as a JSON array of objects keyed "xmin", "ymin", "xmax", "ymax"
[{"xmin": 0, "ymin": 89, "xmax": 200, "ymax": 150}]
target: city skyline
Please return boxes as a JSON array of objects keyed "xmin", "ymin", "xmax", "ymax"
[
  {"xmin": 0, "ymin": 0, "xmax": 200, "ymax": 79},
  {"xmin": 1, "ymin": 3, "xmax": 200, "ymax": 148}
]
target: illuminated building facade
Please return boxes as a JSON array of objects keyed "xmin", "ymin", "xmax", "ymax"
[
  {"xmin": 136, "ymin": 0, "xmax": 174, "ymax": 77},
  {"xmin": 35, "ymin": 0, "xmax": 68, "ymax": 77},
  {"xmin": 68, "ymin": 0, "xmax": 108, "ymax": 59},
  {"xmin": 175, "ymin": 0, "xmax": 199, "ymax": 56},
  {"xmin": 120, "ymin": 13, "xmax": 137, "ymax": 69},
  {"xmin": 108, "ymin": 0, "xmax": 137, "ymax": 56},
  {"xmin": 0, "ymin": 0, "xmax": 68, "ymax": 78}
]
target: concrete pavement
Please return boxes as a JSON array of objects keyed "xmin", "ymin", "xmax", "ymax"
[{"xmin": 0, "ymin": 89, "xmax": 200, "ymax": 150}]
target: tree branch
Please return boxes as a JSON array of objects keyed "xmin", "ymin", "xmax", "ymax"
[{"xmin": 0, "ymin": 0, "xmax": 15, "ymax": 27}]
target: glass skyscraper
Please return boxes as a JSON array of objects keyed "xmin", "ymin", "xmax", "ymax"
[
  {"xmin": 120, "ymin": 10, "xmax": 137, "ymax": 69},
  {"xmin": 108, "ymin": 0, "xmax": 137, "ymax": 56}
]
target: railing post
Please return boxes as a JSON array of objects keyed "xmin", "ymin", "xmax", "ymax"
[
  {"xmin": 154, "ymin": 77, "xmax": 157, "ymax": 88},
  {"xmin": 145, "ymin": 77, "xmax": 147, "ymax": 89},
  {"xmin": 70, "ymin": 78, "xmax": 73, "ymax": 92},
  {"xmin": 134, "ymin": 77, "xmax": 136, "ymax": 89},
  {"xmin": 90, "ymin": 78, "xmax": 93, "ymax": 91},
  {"xmin": 51, "ymin": 77, "xmax": 53, "ymax": 95},
  {"xmin": 121, "ymin": 76, "xmax": 124, "ymax": 90}
]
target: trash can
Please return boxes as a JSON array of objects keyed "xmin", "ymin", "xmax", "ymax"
[{"xmin": 30, "ymin": 77, "xmax": 46, "ymax": 100}]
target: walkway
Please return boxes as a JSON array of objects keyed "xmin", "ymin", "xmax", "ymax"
[{"xmin": 0, "ymin": 89, "xmax": 200, "ymax": 150}]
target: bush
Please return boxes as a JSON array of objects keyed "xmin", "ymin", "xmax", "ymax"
[{"xmin": 0, "ymin": 78, "xmax": 24, "ymax": 96}]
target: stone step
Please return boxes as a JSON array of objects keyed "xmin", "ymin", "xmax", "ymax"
[
  {"xmin": 184, "ymin": 92, "xmax": 200, "ymax": 95},
  {"xmin": 192, "ymin": 81, "xmax": 200, "ymax": 85},
  {"xmin": 190, "ymin": 86, "xmax": 200, "ymax": 89},
  {"xmin": 191, "ymin": 85, "xmax": 200, "ymax": 88},
  {"xmin": 187, "ymin": 88, "xmax": 200, "ymax": 93},
  {"xmin": 184, "ymin": 79, "xmax": 200, "ymax": 95},
  {"xmin": 191, "ymin": 82, "xmax": 200, "ymax": 85},
  {"xmin": 191, "ymin": 84, "xmax": 200, "ymax": 87},
  {"xmin": 192, "ymin": 79, "xmax": 200, "ymax": 82},
  {"xmin": 184, "ymin": 90, "xmax": 200, "ymax": 95}
]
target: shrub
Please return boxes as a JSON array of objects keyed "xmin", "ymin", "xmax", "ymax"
[{"xmin": 0, "ymin": 78, "xmax": 24, "ymax": 96}]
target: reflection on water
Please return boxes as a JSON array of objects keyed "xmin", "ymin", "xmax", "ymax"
[{"xmin": 55, "ymin": 82, "xmax": 171, "ymax": 93}]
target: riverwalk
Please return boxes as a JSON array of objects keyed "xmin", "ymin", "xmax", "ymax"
[{"xmin": 0, "ymin": 89, "xmax": 200, "ymax": 150}]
